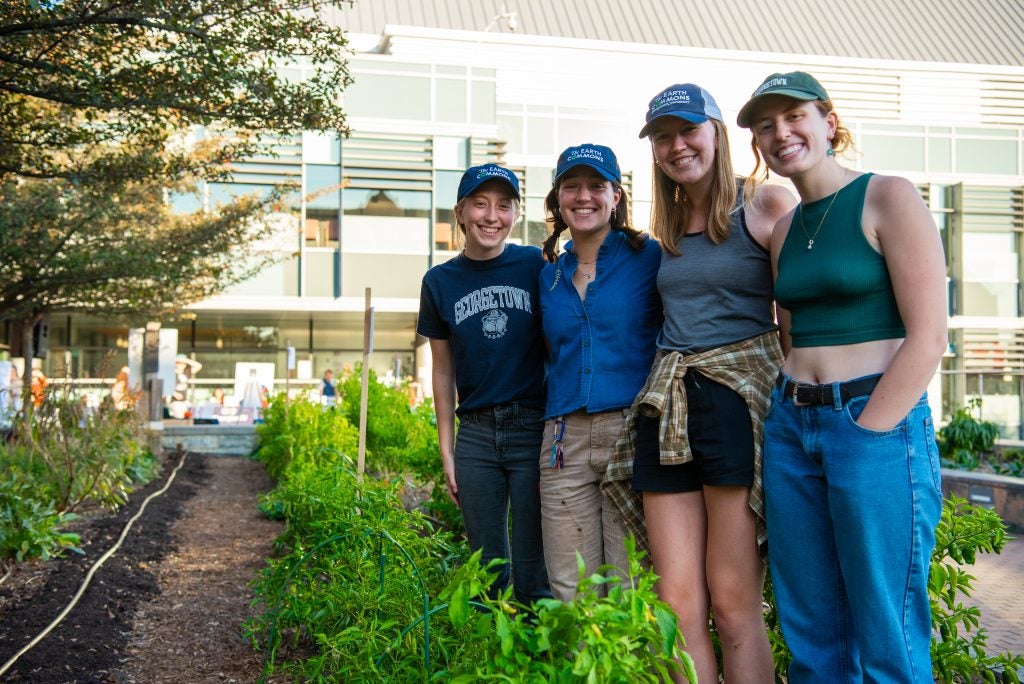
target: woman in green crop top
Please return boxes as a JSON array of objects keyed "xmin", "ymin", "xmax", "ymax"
[{"xmin": 737, "ymin": 72, "xmax": 948, "ymax": 683}]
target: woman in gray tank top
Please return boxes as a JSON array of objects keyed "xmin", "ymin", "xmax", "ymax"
[{"xmin": 617, "ymin": 83, "xmax": 795, "ymax": 683}]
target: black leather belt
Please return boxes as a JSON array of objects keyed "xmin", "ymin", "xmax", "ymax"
[{"xmin": 776, "ymin": 374, "xmax": 881, "ymax": 406}]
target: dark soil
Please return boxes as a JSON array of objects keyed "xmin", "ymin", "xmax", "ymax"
[{"xmin": 0, "ymin": 451, "xmax": 281, "ymax": 683}]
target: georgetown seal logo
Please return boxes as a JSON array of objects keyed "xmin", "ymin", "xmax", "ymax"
[{"xmin": 481, "ymin": 309, "xmax": 508, "ymax": 339}]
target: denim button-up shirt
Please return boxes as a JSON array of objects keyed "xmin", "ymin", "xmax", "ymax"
[{"xmin": 540, "ymin": 230, "xmax": 662, "ymax": 419}]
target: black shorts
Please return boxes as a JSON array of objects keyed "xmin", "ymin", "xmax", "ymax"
[{"xmin": 632, "ymin": 371, "xmax": 755, "ymax": 493}]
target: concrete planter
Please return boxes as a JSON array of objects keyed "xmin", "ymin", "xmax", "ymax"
[
  {"xmin": 941, "ymin": 468, "xmax": 1024, "ymax": 532},
  {"xmin": 159, "ymin": 424, "xmax": 260, "ymax": 457}
]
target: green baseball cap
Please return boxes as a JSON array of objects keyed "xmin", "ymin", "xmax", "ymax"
[{"xmin": 736, "ymin": 71, "xmax": 831, "ymax": 129}]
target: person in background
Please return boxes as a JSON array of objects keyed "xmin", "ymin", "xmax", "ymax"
[
  {"xmin": 320, "ymin": 369, "xmax": 337, "ymax": 406},
  {"xmin": 417, "ymin": 163, "xmax": 551, "ymax": 604},
  {"xmin": 110, "ymin": 366, "xmax": 131, "ymax": 410},
  {"xmin": 30, "ymin": 366, "xmax": 47, "ymax": 407},
  {"xmin": 212, "ymin": 387, "xmax": 226, "ymax": 405},
  {"xmin": 737, "ymin": 71, "xmax": 947, "ymax": 683},
  {"xmin": 538, "ymin": 144, "xmax": 662, "ymax": 601},
  {"xmin": 610, "ymin": 84, "xmax": 795, "ymax": 683}
]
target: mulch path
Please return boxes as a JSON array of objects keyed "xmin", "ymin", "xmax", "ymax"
[{"xmin": 0, "ymin": 451, "xmax": 281, "ymax": 683}]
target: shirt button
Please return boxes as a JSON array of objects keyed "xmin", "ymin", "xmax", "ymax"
[
  {"xmin": 584, "ymin": 368, "xmax": 591, "ymax": 374},
  {"xmin": 583, "ymin": 341, "xmax": 590, "ymax": 347}
]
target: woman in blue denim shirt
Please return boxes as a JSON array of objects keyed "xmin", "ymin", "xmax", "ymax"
[
  {"xmin": 538, "ymin": 144, "xmax": 662, "ymax": 601},
  {"xmin": 738, "ymin": 72, "xmax": 947, "ymax": 682},
  {"xmin": 417, "ymin": 164, "xmax": 551, "ymax": 604}
]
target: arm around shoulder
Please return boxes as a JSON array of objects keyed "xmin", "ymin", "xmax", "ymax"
[{"xmin": 748, "ymin": 183, "xmax": 797, "ymax": 250}]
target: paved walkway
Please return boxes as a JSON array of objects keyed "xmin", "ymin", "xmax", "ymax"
[{"xmin": 964, "ymin": 533, "xmax": 1024, "ymax": 655}]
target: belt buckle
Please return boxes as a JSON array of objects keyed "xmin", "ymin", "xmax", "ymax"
[{"xmin": 791, "ymin": 382, "xmax": 809, "ymax": 406}]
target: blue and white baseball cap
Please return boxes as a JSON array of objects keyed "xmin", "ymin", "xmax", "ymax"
[
  {"xmin": 456, "ymin": 164, "xmax": 521, "ymax": 200},
  {"xmin": 555, "ymin": 144, "xmax": 621, "ymax": 183},
  {"xmin": 638, "ymin": 84, "xmax": 723, "ymax": 138}
]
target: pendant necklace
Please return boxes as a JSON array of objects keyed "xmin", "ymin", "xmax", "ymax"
[
  {"xmin": 799, "ymin": 183, "xmax": 843, "ymax": 251},
  {"xmin": 576, "ymin": 254, "xmax": 597, "ymax": 280}
]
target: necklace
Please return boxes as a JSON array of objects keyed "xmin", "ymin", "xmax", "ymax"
[
  {"xmin": 577, "ymin": 266, "xmax": 595, "ymax": 280},
  {"xmin": 799, "ymin": 184, "xmax": 844, "ymax": 250}
]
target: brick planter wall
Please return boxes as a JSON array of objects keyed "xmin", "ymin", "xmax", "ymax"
[{"xmin": 942, "ymin": 468, "xmax": 1024, "ymax": 532}]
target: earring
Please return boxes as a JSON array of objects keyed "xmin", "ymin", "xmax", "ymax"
[
  {"xmin": 610, "ymin": 207, "xmax": 616, "ymax": 218},
  {"xmin": 826, "ymin": 147, "xmax": 835, "ymax": 157}
]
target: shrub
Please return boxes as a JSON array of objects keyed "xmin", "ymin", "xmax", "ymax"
[
  {"xmin": 255, "ymin": 396, "xmax": 359, "ymax": 482},
  {"xmin": 939, "ymin": 398, "xmax": 1000, "ymax": 471},
  {"xmin": 930, "ymin": 497, "xmax": 1024, "ymax": 683},
  {"xmin": 0, "ymin": 471, "xmax": 81, "ymax": 561},
  {"xmin": 0, "ymin": 393, "xmax": 156, "ymax": 562},
  {"xmin": 444, "ymin": 539, "xmax": 697, "ymax": 684},
  {"xmin": 247, "ymin": 463, "xmax": 469, "ymax": 681}
]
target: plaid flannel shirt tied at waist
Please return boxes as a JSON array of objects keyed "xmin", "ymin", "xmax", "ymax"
[{"xmin": 602, "ymin": 331, "xmax": 782, "ymax": 556}]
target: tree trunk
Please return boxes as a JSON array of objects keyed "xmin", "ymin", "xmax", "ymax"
[{"xmin": 20, "ymin": 312, "xmax": 40, "ymax": 433}]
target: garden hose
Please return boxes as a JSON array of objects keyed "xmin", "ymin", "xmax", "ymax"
[{"xmin": 0, "ymin": 446, "xmax": 189, "ymax": 678}]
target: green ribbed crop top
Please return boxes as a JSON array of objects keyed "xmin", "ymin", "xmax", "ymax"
[{"xmin": 775, "ymin": 173, "xmax": 906, "ymax": 347}]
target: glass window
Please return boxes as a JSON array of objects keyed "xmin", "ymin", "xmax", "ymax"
[
  {"xmin": 965, "ymin": 374, "xmax": 1022, "ymax": 439},
  {"xmin": 208, "ymin": 183, "xmax": 274, "ymax": 209},
  {"xmin": 860, "ymin": 134, "xmax": 925, "ymax": 172},
  {"xmin": 434, "ymin": 136, "xmax": 469, "ymax": 170},
  {"xmin": 169, "ymin": 190, "xmax": 203, "ymax": 214},
  {"xmin": 956, "ymin": 139, "xmax": 1017, "ymax": 175},
  {"xmin": 527, "ymin": 116, "xmax": 555, "ymax": 156},
  {"xmin": 963, "ymin": 282, "xmax": 1018, "ymax": 317},
  {"xmin": 964, "ymin": 232, "xmax": 1016, "ymax": 280},
  {"xmin": 928, "ymin": 138, "xmax": 951, "ymax": 173},
  {"xmin": 307, "ymin": 165, "xmax": 341, "ymax": 209},
  {"xmin": 525, "ymin": 196, "xmax": 550, "ymax": 247},
  {"xmin": 435, "ymin": 170, "xmax": 461, "ymax": 251},
  {"xmin": 345, "ymin": 74, "xmax": 430, "ymax": 119},
  {"xmin": 343, "ymin": 189, "xmax": 431, "ymax": 217},
  {"xmin": 304, "ymin": 251, "xmax": 336, "ymax": 297},
  {"xmin": 303, "ymin": 132, "xmax": 340, "ymax": 164},
  {"xmin": 498, "ymin": 114, "xmax": 524, "ymax": 154},
  {"xmin": 557, "ymin": 118, "xmax": 617, "ymax": 151},
  {"xmin": 436, "ymin": 79, "xmax": 467, "ymax": 122},
  {"xmin": 304, "ymin": 208, "xmax": 339, "ymax": 247},
  {"xmin": 471, "ymin": 80, "xmax": 496, "ymax": 124}
]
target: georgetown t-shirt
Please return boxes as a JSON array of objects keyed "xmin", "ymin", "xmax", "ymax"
[{"xmin": 417, "ymin": 244, "xmax": 546, "ymax": 416}]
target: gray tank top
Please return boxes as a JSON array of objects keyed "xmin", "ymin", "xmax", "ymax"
[{"xmin": 656, "ymin": 192, "xmax": 776, "ymax": 354}]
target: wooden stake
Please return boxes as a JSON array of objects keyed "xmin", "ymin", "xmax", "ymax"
[{"xmin": 357, "ymin": 287, "xmax": 374, "ymax": 481}]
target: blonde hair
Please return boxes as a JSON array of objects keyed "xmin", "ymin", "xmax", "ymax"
[{"xmin": 650, "ymin": 120, "xmax": 738, "ymax": 256}]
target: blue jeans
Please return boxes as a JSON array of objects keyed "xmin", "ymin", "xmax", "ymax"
[
  {"xmin": 764, "ymin": 375, "xmax": 942, "ymax": 683},
  {"xmin": 455, "ymin": 403, "xmax": 551, "ymax": 604}
]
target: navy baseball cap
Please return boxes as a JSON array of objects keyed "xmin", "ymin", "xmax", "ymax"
[
  {"xmin": 555, "ymin": 144, "xmax": 621, "ymax": 183},
  {"xmin": 736, "ymin": 71, "xmax": 830, "ymax": 128},
  {"xmin": 638, "ymin": 84, "xmax": 723, "ymax": 138},
  {"xmin": 456, "ymin": 164, "xmax": 521, "ymax": 201}
]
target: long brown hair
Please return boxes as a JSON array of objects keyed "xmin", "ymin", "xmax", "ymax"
[
  {"xmin": 541, "ymin": 179, "xmax": 646, "ymax": 262},
  {"xmin": 649, "ymin": 120, "xmax": 737, "ymax": 256}
]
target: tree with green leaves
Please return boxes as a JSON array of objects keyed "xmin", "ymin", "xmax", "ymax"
[{"xmin": 0, "ymin": 0, "xmax": 353, "ymax": 414}]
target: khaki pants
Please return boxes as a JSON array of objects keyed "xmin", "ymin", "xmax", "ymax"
[{"xmin": 539, "ymin": 410, "xmax": 630, "ymax": 602}]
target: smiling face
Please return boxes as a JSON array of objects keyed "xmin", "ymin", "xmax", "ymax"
[
  {"xmin": 556, "ymin": 168, "xmax": 621, "ymax": 240},
  {"xmin": 750, "ymin": 96, "xmax": 836, "ymax": 179},
  {"xmin": 454, "ymin": 179, "xmax": 518, "ymax": 260},
  {"xmin": 650, "ymin": 117, "xmax": 718, "ymax": 188}
]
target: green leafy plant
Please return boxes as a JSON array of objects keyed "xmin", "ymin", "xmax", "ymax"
[
  {"xmin": 939, "ymin": 398, "xmax": 1000, "ymax": 471},
  {"xmin": 255, "ymin": 396, "xmax": 359, "ymax": 482},
  {"xmin": 444, "ymin": 538, "xmax": 697, "ymax": 684},
  {"xmin": 246, "ymin": 463, "xmax": 471, "ymax": 682},
  {"xmin": 930, "ymin": 497, "xmax": 1024, "ymax": 683},
  {"xmin": 991, "ymin": 448, "xmax": 1024, "ymax": 478},
  {"xmin": 0, "ymin": 471, "xmax": 81, "ymax": 561}
]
